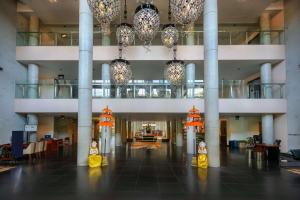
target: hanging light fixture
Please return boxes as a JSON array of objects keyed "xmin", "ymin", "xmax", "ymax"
[
  {"xmin": 133, "ymin": 0, "xmax": 160, "ymax": 45},
  {"xmin": 161, "ymin": 0, "xmax": 179, "ymax": 48},
  {"xmin": 170, "ymin": 0, "xmax": 204, "ymax": 25},
  {"xmin": 110, "ymin": 44, "xmax": 132, "ymax": 85},
  {"xmin": 87, "ymin": 0, "xmax": 121, "ymax": 24},
  {"xmin": 165, "ymin": 46, "xmax": 185, "ymax": 85},
  {"xmin": 116, "ymin": 0, "xmax": 135, "ymax": 47}
]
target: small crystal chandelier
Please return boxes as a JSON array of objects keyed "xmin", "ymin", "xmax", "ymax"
[
  {"xmin": 110, "ymin": 45, "xmax": 132, "ymax": 85},
  {"xmin": 116, "ymin": 0, "xmax": 135, "ymax": 47},
  {"xmin": 133, "ymin": 0, "xmax": 160, "ymax": 45},
  {"xmin": 161, "ymin": 24, "xmax": 179, "ymax": 48},
  {"xmin": 161, "ymin": 1, "xmax": 179, "ymax": 48},
  {"xmin": 170, "ymin": 0, "xmax": 204, "ymax": 25},
  {"xmin": 165, "ymin": 46, "xmax": 185, "ymax": 85},
  {"xmin": 87, "ymin": 0, "xmax": 121, "ymax": 24}
]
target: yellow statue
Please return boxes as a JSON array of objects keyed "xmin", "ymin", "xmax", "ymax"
[
  {"xmin": 88, "ymin": 140, "xmax": 102, "ymax": 168},
  {"xmin": 198, "ymin": 141, "xmax": 208, "ymax": 169}
]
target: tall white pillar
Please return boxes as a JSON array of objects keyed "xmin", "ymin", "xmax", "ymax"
[
  {"xmin": 77, "ymin": 0, "xmax": 93, "ymax": 166},
  {"xmin": 101, "ymin": 126, "xmax": 111, "ymax": 154},
  {"xmin": 186, "ymin": 63, "xmax": 195, "ymax": 98},
  {"xmin": 187, "ymin": 126, "xmax": 196, "ymax": 154},
  {"xmin": 27, "ymin": 64, "xmax": 39, "ymax": 98},
  {"xmin": 102, "ymin": 25, "xmax": 111, "ymax": 98},
  {"xmin": 260, "ymin": 12, "xmax": 271, "ymax": 45},
  {"xmin": 186, "ymin": 23, "xmax": 196, "ymax": 98},
  {"xmin": 29, "ymin": 16, "xmax": 39, "ymax": 46},
  {"xmin": 260, "ymin": 11, "xmax": 274, "ymax": 145},
  {"xmin": 27, "ymin": 15, "xmax": 40, "ymax": 141},
  {"xmin": 27, "ymin": 64, "xmax": 39, "ymax": 142},
  {"xmin": 115, "ymin": 118, "xmax": 122, "ymax": 146},
  {"xmin": 204, "ymin": 0, "xmax": 220, "ymax": 167},
  {"xmin": 176, "ymin": 120, "xmax": 183, "ymax": 147},
  {"xmin": 102, "ymin": 63, "xmax": 111, "ymax": 97}
]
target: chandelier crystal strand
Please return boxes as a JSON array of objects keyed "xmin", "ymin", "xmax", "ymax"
[
  {"xmin": 116, "ymin": 0, "xmax": 135, "ymax": 47},
  {"xmin": 110, "ymin": 45, "xmax": 132, "ymax": 85},
  {"xmin": 165, "ymin": 46, "xmax": 185, "ymax": 85},
  {"xmin": 133, "ymin": 1, "xmax": 160, "ymax": 45},
  {"xmin": 87, "ymin": 0, "xmax": 121, "ymax": 24},
  {"xmin": 170, "ymin": 0, "xmax": 204, "ymax": 25}
]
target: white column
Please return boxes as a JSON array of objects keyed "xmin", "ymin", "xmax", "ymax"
[
  {"xmin": 102, "ymin": 63, "xmax": 111, "ymax": 97},
  {"xmin": 186, "ymin": 23, "xmax": 196, "ymax": 98},
  {"xmin": 260, "ymin": 12, "xmax": 271, "ymax": 45},
  {"xmin": 260, "ymin": 11, "xmax": 274, "ymax": 145},
  {"xmin": 27, "ymin": 64, "xmax": 39, "ymax": 142},
  {"xmin": 102, "ymin": 25, "xmax": 111, "ymax": 97},
  {"xmin": 204, "ymin": 0, "xmax": 220, "ymax": 167},
  {"xmin": 29, "ymin": 16, "xmax": 39, "ymax": 46},
  {"xmin": 27, "ymin": 16, "xmax": 40, "ymax": 139},
  {"xmin": 77, "ymin": 0, "xmax": 93, "ymax": 166},
  {"xmin": 176, "ymin": 120, "xmax": 183, "ymax": 147},
  {"xmin": 186, "ymin": 63, "xmax": 195, "ymax": 98},
  {"xmin": 27, "ymin": 64, "xmax": 39, "ymax": 98},
  {"xmin": 115, "ymin": 118, "xmax": 122, "ymax": 146},
  {"xmin": 187, "ymin": 126, "xmax": 196, "ymax": 154},
  {"xmin": 101, "ymin": 126, "xmax": 111, "ymax": 154}
]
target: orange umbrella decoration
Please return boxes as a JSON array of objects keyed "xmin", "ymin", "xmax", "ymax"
[
  {"xmin": 99, "ymin": 106, "xmax": 113, "ymax": 127},
  {"xmin": 186, "ymin": 105, "xmax": 204, "ymax": 132}
]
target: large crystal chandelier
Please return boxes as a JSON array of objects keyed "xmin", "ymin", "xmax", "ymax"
[
  {"xmin": 165, "ymin": 46, "xmax": 185, "ymax": 85},
  {"xmin": 111, "ymin": 45, "xmax": 132, "ymax": 85},
  {"xmin": 116, "ymin": 0, "xmax": 135, "ymax": 47},
  {"xmin": 170, "ymin": 0, "xmax": 204, "ymax": 25},
  {"xmin": 87, "ymin": 0, "xmax": 121, "ymax": 24},
  {"xmin": 161, "ymin": 1, "xmax": 179, "ymax": 48},
  {"xmin": 133, "ymin": 1, "xmax": 160, "ymax": 45}
]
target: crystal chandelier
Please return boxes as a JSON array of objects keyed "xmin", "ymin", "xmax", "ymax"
[
  {"xmin": 170, "ymin": 0, "xmax": 204, "ymax": 25},
  {"xmin": 111, "ymin": 45, "xmax": 132, "ymax": 85},
  {"xmin": 161, "ymin": 1, "xmax": 179, "ymax": 48},
  {"xmin": 116, "ymin": 0, "xmax": 135, "ymax": 47},
  {"xmin": 87, "ymin": 0, "xmax": 121, "ymax": 24},
  {"xmin": 117, "ymin": 23, "xmax": 135, "ymax": 47},
  {"xmin": 133, "ymin": 1, "xmax": 160, "ymax": 45},
  {"xmin": 165, "ymin": 46, "xmax": 185, "ymax": 85},
  {"xmin": 161, "ymin": 24, "xmax": 179, "ymax": 48}
]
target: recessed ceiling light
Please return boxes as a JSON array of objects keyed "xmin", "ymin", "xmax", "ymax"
[
  {"xmin": 61, "ymin": 33, "xmax": 67, "ymax": 38},
  {"xmin": 48, "ymin": 0, "xmax": 58, "ymax": 3}
]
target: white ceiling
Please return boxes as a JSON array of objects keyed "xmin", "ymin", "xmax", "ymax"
[
  {"xmin": 21, "ymin": 60, "xmax": 279, "ymax": 81},
  {"xmin": 19, "ymin": 0, "xmax": 273, "ymax": 25}
]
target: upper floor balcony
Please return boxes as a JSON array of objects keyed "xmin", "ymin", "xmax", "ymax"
[
  {"xmin": 15, "ymin": 80, "xmax": 285, "ymax": 99},
  {"xmin": 17, "ymin": 30, "xmax": 285, "ymax": 47}
]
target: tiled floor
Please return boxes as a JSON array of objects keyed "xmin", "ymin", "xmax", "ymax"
[{"xmin": 1, "ymin": 144, "xmax": 300, "ymax": 200}]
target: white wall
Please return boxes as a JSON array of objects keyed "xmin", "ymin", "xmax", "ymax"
[
  {"xmin": 0, "ymin": 0, "xmax": 27, "ymax": 145},
  {"xmin": 37, "ymin": 116, "xmax": 54, "ymax": 140},
  {"xmin": 226, "ymin": 117, "xmax": 260, "ymax": 144},
  {"xmin": 14, "ymin": 99, "xmax": 287, "ymax": 114},
  {"xmin": 16, "ymin": 45, "xmax": 286, "ymax": 61}
]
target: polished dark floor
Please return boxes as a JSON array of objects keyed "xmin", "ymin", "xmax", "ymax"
[{"xmin": 1, "ymin": 144, "xmax": 300, "ymax": 200}]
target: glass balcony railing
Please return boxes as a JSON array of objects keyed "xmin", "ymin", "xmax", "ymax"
[
  {"xmin": 15, "ymin": 80, "xmax": 285, "ymax": 99},
  {"xmin": 16, "ymin": 30, "xmax": 285, "ymax": 46}
]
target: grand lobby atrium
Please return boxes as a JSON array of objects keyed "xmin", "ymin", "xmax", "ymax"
[{"xmin": 1, "ymin": 0, "xmax": 300, "ymax": 199}]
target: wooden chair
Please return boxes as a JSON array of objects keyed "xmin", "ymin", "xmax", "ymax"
[{"xmin": 23, "ymin": 143, "xmax": 36, "ymax": 162}]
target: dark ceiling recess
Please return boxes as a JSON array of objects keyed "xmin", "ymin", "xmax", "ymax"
[{"xmin": 0, "ymin": 66, "xmax": 3, "ymax": 71}]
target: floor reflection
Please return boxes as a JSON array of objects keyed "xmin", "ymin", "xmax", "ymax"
[{"xmin": 0, "ymin": 143, "xmax": 299, "ymax": 200}]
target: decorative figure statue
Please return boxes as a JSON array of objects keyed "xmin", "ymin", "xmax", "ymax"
[
  {"xmin": 198, "ymin": 141, "xmax": 208, "ymax": 169},
  {"xmin": 88, "ymin": 140, "xmax": 102, "ymax": 168}
]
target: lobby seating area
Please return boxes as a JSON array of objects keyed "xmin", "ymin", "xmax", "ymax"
[{"xmin": 0, "ymin": 138, "xmax": 70, "ymax": 163}]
